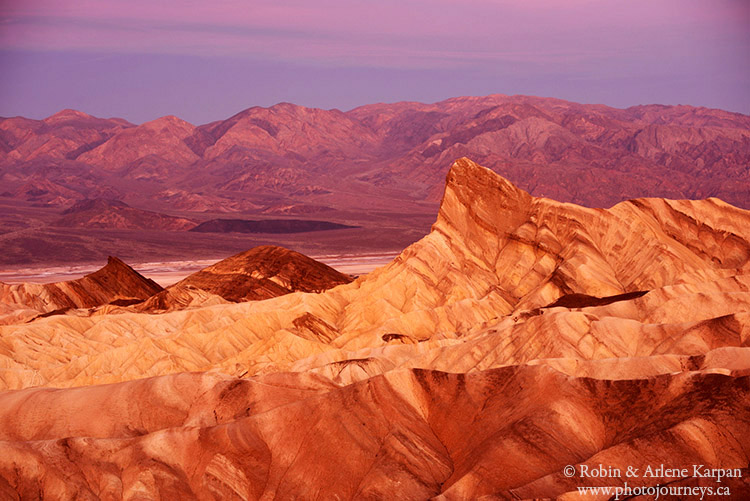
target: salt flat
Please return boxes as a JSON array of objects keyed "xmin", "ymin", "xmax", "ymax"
[{"xmin": 0, "ymin": 252, "xmax": 399, "ymax": 286}]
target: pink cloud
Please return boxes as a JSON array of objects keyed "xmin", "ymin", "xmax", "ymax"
[{"xmin": 1, "ymin": 0, "xmax": 746, "ymax": 70}]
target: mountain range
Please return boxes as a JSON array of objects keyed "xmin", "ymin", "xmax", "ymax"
[
  {"xmin": 2, "ymin": 95, "xmax": 748, "ymax": 268},
  {"xmin": 3, "ymin": 96, "xmax": 749, "ymax": 210}
]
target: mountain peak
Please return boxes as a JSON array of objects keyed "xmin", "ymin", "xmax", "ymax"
[
  {"xmin": 44, "ymin": 109, "xmax": 94, "ymax": 124},
  {"xmin": 105, "ymin": 255, "xmax": 130, "ymax": 269},
  {"xmin": 141, "ymin": 115, "xmax": 195, "ymax": 133},
  {"xmin": 169, "ymin": 245, "xmax": 353, "ymax": 303},
  {"xmin": 437, "ymin": 157, "xmax": 532, "ymax": 235},
  {"xmin": 84, "ymin": 256, "xmax": 163, "ymax": 297},
  {"xmin": 446, "ymin": 157, "xmax": 527, "ymax": 198}
]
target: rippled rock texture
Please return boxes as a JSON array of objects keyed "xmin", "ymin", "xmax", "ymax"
[
  {"xmin": 0, "ymin": 158, "xmax": 748, "ymax": 499},
  {"xmin": 0, "ymin": 256, "xmax": 162, "ymax": 324}
]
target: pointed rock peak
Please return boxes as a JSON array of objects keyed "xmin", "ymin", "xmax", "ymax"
[
  {"xmin": 105, "ymin": 255, "xmax": 130, "ymax": 269},
  {"xmin": 437, "ymin": 158, "xmax": 533, "ymax": 234},
  {"xmin": 95, "ymin": 256, "xmax": 141, "ymax": 278},
  {"xmin": 84, "ymin": 256, "xmax": 163, "ymax": 295},
  {"xmin": 444, "ymin": 157, "xmax": 531, "ymax": 209}
]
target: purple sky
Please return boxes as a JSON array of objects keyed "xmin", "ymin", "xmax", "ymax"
[{"xmin": 1, "ymin": 0, "xmax": 748, "ymax": 124}]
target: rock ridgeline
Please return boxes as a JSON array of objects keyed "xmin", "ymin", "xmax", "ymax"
[
  {"xmin": 0, "ymin": 256, "xmax": 162, "ymax": 323},
  {"xmin": 0, "ymin": 158, "xmax": 749, "ymax": 498},
  {"xmin": 1, "ymin": 246, "xmax": 353, "ymax": 322},
  {"xmin": 139, "ymin": 245, "xmax": 353, "ymax": 310}
]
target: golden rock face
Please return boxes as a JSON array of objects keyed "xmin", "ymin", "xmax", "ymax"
[{"xmin": 1, "ymin": 158, "xmax": 749, "ymax": 498}]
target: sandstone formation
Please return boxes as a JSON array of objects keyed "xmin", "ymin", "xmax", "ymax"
[
  {"xmin": 0, "ymin": 367, "xmax": 747, "ymax": 500},
  {"xmin": 0, "ymin": 256, "xmax": 162, "ymax": 324},
  {"xmin": 138, "ymin": 245, "xmax": 354, "ymax": 310},
  {"xmin": 0, "ymin": 159, "xmax": 748, "ymax": 498}
]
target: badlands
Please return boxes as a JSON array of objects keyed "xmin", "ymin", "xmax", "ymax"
[{"xmin": 0, "ymin": 158, "xmax": 749, "ymax": 499}]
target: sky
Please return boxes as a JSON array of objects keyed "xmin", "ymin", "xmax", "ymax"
[{"xmin": 1, "ymin": 0, "xmax": 748, "ymax": 124}]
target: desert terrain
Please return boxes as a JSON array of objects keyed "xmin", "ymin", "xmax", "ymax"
[
  {"xmin": 0, "ymin": 158, "xmax": 748, "ymax": 498},
  {"xmin": 0, "ymin": 252, "xmax": 399, "ymax": 286},
  {"xmin": 2, "ymin": 95, "xmax": 749, "ymax": 268}
]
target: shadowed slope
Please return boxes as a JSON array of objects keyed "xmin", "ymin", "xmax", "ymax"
[
  {"xmin": 0, "ymin": 158, "xmax": 749, "ymax": 498},
  {"xmin": 0, "ymin": 256, "xmax": 162, "ymax": 324},
  {"xmin": 0, "ymin": 367, "xmax": 747, "ymax": 499},
  {"xmin": 138, "ymin": 245, "xmax": 353, "ymax": 310},
  {"xmin": 1, "ymin": 159, "xmax": 748, "ymax": 388}
]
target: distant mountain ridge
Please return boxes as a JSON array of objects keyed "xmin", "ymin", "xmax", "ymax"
[
  {"xmin": 53, "ymin": 198, "xmax": 197, "ymax": 231},
  {"xmin": 1, "ymin": 94, "xmax": 748, "ymax": 214}
]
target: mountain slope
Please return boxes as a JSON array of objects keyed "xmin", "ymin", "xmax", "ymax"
[
  {"xmin": 1, "ymin": 158, "xmax": 748, "ymax": 387},
  {"xmin": 0, "ymin": 110, "xmax": 132, "ymax": 162},
  {"xmin": 0, "ymin": 256, "xmax": 162, "ymax": 323},
  {"xmin": 138, "ymin": 245, "xmax": 353, "ymax": 310},
  {"xmin": 0, "ymin": 367, "xmax": 747, "ymax": 499},
  {"xmin": 76, "ymin": 115, "xmax": 198, "ymax": 173},
  {"xmin": 53, "ymin": 198, "xmax": 197, "ymax": 231},
  {"xmin": 0, "ymin": 158, "xmax": 749, "ymax": 498},
  {"xmin": 2, "ymin": 96, "xmax": 748, "ymax": 216}
]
